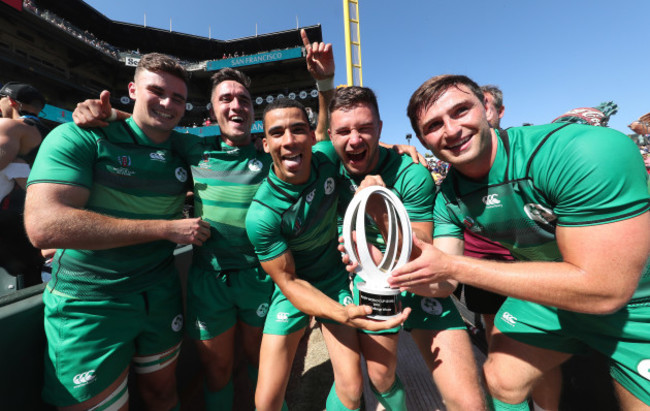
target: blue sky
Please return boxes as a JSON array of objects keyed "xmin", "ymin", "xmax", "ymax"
[{"xmin": 85, "ymin": 0, "xmax": 650, "ymax": 155}]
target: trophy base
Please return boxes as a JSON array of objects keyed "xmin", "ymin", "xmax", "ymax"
[{"xmin": 357, "ymin": 282, "xmax": 402, "ymax": 320}]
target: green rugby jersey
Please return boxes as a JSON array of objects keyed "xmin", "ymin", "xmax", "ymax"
[
  {"xmin": 28, "ymin": 118, "xmax": 190, "ymax": 298},
  {"xmin": 246, "ymin": 142, "xmax": 344, "ymax": 282},
  {"xmin": 434, "ymin": 123, "xmax": 650, "ymax": 300},
  {"xmin": 174, "ymin": 135, "xmax": 272, "ymax": 271},
  {"xmin": 337, "ymin": 145, "xmax": 435, "ymax": 249}
]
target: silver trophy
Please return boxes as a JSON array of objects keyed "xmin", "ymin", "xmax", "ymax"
[{"xmin": 343, "ymin": 186, "xmax": 412, "ymax": 319}]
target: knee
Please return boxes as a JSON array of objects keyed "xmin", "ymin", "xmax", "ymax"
[
  {"xmin": 366, "ymin": 364, "xmax": 396, "ymax": 394},
  {"xmin": 139, "ymin": 374, "xmax": 178, "ymax": 408},
  {"xmin": 484, "ymin": 360, "xmax": 530, "ymax": 404},
  {"xmin": 335, "ymin": 377, "xmax": 364, "ymax": 404}
]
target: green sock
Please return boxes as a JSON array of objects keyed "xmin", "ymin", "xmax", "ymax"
[
  {"xmin": 326, "ymin": 382, "xmax": 360, "ymax": 411},
  {"xmin": 371, "ymin": 376, "xmax": 406, "ymax": 411},
  {"xmin": 204, "ymin": 379, "xmax": 233, "ymax": 411},
  {"xmin": 490, "ymin": 395, "xmax": 530, "ymax": 411}
]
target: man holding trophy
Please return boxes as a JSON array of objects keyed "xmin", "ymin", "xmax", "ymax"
[
  {"xmin": 245, "ymin": 98, "xmax": 409, "ymax": 411},
  {"xmin": 330, "ymin": 86, "xmax": 486, "ymax": 411}
]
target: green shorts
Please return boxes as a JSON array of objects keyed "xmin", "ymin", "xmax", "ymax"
[
  {"xmin": 186, "ymin": 264, "xmax": 274, "ymax": 340},
  {"xmin": 495, "ymin": 297, "xmax": 650, "ymax": 406},
  {"xmin": 263, "ymin": 270, "xmax": 353, "ymax": 336},
  {"xmin": 42, "ymin": 273, "xmax": 184, "ymax": 407},
  {"xmin": 352, "ymin": 275, "xmax": 466, "ymax": 334}
]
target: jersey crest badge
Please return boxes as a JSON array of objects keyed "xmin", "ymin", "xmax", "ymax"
[
  {"xmin": 306, "ymin": 189, "xmax": 315, "ymax": 203},
  {"xmin": 248, "ymin": 159, "xmax": 263, "ymax": 172},
  {"xmin": 324, "ymin": 177, "xmax": 335, "ymax": 195},
  {"xmin": 175, "ymin": 167, "xmax": 188, "ymax": 182}
]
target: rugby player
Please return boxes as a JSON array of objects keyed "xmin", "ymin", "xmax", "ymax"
[
  {"xmin": 246, "ymin": 98, "xmax": 409, "ymax": 411},
  {"xmin": 392, "ymin": 74, "xmax": 650, "ymax": 410},
  {"xmin": 330, "ymin": 86, "xmax": 486, "ymax": 411},
  {"xmin": 25, "ymin": 53, "xmax": 211, "ymax": 411}
]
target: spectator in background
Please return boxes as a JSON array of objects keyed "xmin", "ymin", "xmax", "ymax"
[
  {"xmin": 0, "ymin": 82, "xmax": 48, "ymax": 286},
  {"xmin": 481, "ymin": 85, "xmax": 505, "ymax": 129}
]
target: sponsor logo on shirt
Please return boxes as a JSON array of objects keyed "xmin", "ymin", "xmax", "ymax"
[
  {"xmin": 110, "ymin": 166, "xmax": 136, "ymax": 176},
  {"xmin": 421, "ymin": 298, "xmax": 443, "ymax": 316},
  {"xmin": 149, "ymin": 151, "xmax": 167, "ymax": 162},
  {"xmin": 343, "ymin": 296, "xmax": 353, "ymax": 306},
  {"xmin": 324, "ymin": 177, "xmax": 335, "ymax": 195},
  {"xmin": 256, "ymin": 303, "xmax": 269, "ymax": 318},
  {"xmin": 73, "ymin": 370, "xmax": 96, "ymax": 387},
  {"xmin": 500, "ymin": 311, "xmax": 518, "ymax": 326},
  {"xmin": 306, "ymin": 189, "xmax": 315, "ymax": 203},
  {"xmin": 171, "ymin": 314, "xmax": 183, "ymax": 332},
  {"xmin": 117, "ymin": 155, "xmax": 131, "ymax": 167},
  {"xmin": 462, "ymin": 216, "xmax": 483, "ymax": 233},
  {"xmin": 523, "ymin": 203, "xmax": 557, "ymax": 227},
  {"xmin": 248, "ymin": 159, "xmax": 263, "ymax": 172},
  {"xmin": 276, "ymin": 312, "xmax": 289, "ymax": 322},
  {"xmin": 175, "ymin": 167, "xmax": 188, "ymax": 182},
  {"xmin": 637, "ymin": 359, "xmax": 650, "ymax": 381},
  {"xmin": 482, "ymin": 194, "xmax": 502, "ymax": 208}
]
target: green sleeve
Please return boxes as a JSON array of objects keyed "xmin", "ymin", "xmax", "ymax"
[
  {"xmin": 433, "ymin": 189, "xmax": 464, "ymax": 240},
  {"xmin": 27, "ymin": 122, "xmax": 97, "ymax": 189},
  {"xmin": 245, "ymin": 200, "xmax": 289, "ymax": 262},
  {"xmin": 313, "ymin": 140, "xmax": 339, "ymax": 163},
  {"xmin": 532, "ymin": 126, "xmax": 650, "ymax": 226},
  {"xmin": 396, "ymin": 160, "xmax": 435, "ymax": 222}
]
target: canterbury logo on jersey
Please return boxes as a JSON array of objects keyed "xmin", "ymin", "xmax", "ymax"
[
  {"xmin": 276, "ymin": 312, "xmax": 289, "ymax": 322},
  {"xmin": 149, "ymin": 151, "xmax": 167, "ymax": 162},
  {"xmin": 500, "ymin": 311, "xmax": 517, "ymax": 326},
  {"xmin": 73, "ymin": 370, "xmax": 96, "ymax": 386},
  {"xmin": 482, "ymin": 194, "xmax": 502, "ymax": 208}
]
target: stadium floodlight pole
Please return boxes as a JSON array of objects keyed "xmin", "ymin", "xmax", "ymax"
[{"xmin": 343, "ymin": 0, "xmax": 363, "ymax": 86}]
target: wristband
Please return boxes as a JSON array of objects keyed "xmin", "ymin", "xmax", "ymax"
[
  {"xmin": 106, "ymin": 108, "xmax": 118, "ymax": 122},
  {"xmin": 316, "ymin": 77, "xmax": 335, "ymax": 92}
]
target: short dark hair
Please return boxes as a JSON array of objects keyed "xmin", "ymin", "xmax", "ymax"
[
  {"xmin": 135, "ymin": 52, "xmax": 189, "ymax": 85},
  {"xmin": 481, "ymin": 84, "xmax": 503, "ymax": 111},
  {"xmin": 329, "ymin": 86, "xmax": 380, "ymax": 121},
  {"xmin": 263, "ymin": 98, "xmax": 310, "ymax": 129},
  {"xmin": 210, "ymin": 68, "xmax": 251, "ymax": 95},
  {"xmin": 407, "ymin": 75, "xmax": 483, "ymax": 137}
]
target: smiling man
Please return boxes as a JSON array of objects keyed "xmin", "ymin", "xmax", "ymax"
[
  {"xmin": 329, "ymin": 86, "xmax": 485, "ymax": 411},
  {"xmin": 25, "ymin": 53, "xmax": 211, "ymax": 410},
  {"xmin": 246, "ymin": 98, "xmax": 409, "ymax": 411},
  {"xmin": 392, "ymin": 74, "xmax": 650, "ymax": 410}
]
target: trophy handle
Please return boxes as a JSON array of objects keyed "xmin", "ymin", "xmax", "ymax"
[{"xmin": 342, "ymin": 186, "xmax": 413, "ymax": 287}]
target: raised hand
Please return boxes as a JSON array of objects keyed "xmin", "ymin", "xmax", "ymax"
[{"xmin": 301, "ymin": 29, "xmax": 334, "ymax": 80}]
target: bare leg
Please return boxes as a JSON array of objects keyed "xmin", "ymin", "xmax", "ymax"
[
  {"xmin": 484, "ymin": 314, "xmax": 562, "ymax": 410},
  {"xmin": 358, "ymin": 332, "xmax": 399, "ymax": 393},
  {"xmin": 136, "ymin": 351, "xmax": 180, "ymax": 410},
  {"xmin": 321, "ymin": 322, "xmax": 364, "ymax": 409},
  {"xmin": 613, "ymin": 379, "xmax": 650, "ymax": 411},
  {"xmin": 255, "ymin": 329, "xmax": 305, "ymax": 411},
  {"xmin": 411, "ymin": 328, "xmax": 486, "ymax": 411},
  {"xmin": 195, "ymin": 325, "xmax": 236, "ymax": 391},
  {"xmin": 485, "ymin": 329, "xmax": 571, "ymax": 405}
]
